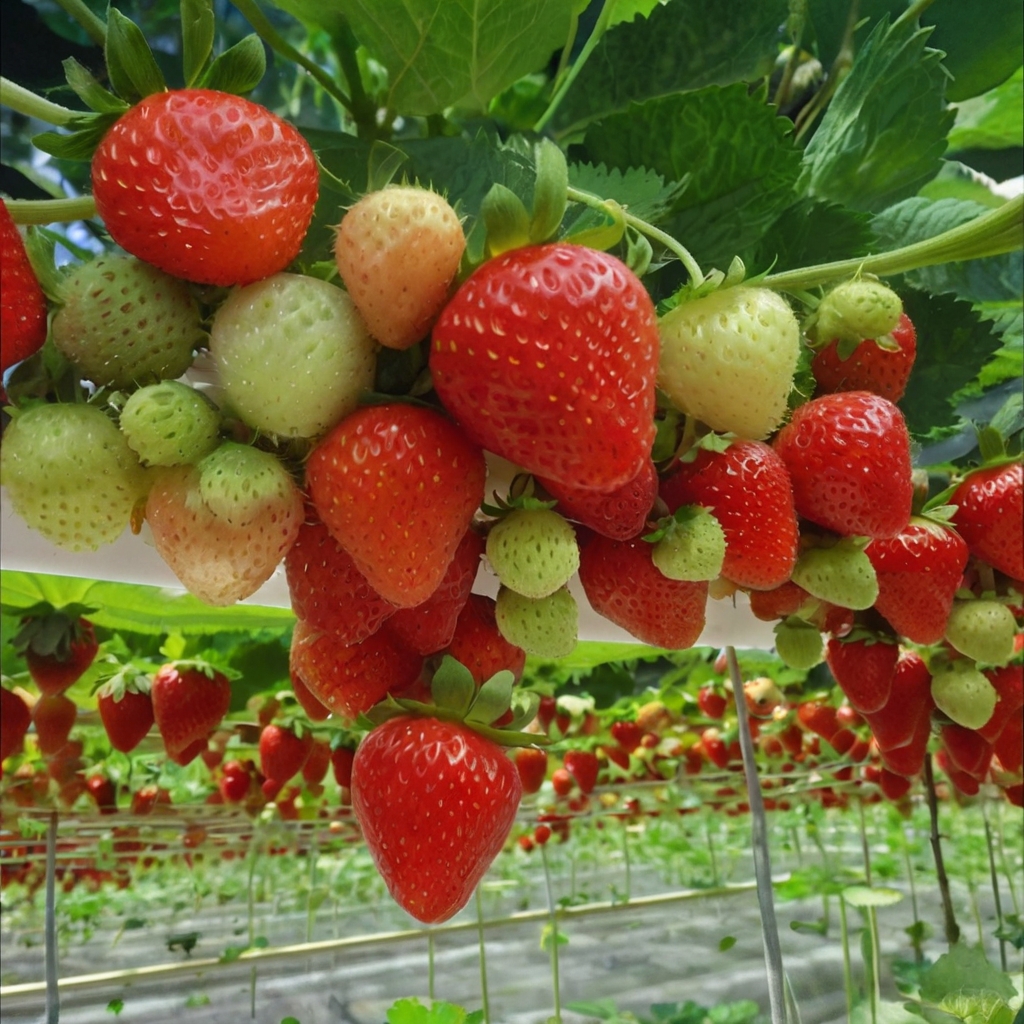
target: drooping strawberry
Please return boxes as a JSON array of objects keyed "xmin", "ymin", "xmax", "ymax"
[
  {"xmin": 330, "ymin": 745, "xmax": 356, "ymax": 789},
  {"xmin": 697, "ymin": 686, "xmax": 728, "ymax": 720},
  {"xmin": 825, "ymin": 634, "xmax": 898, "ymax": 714},
  {"xmin": 658, "ymin": 286, "xmax": 801, "ymax": 441},
  {"xmin": 944, "ymin": 598, "xmax": 1017, "ymax": 666},
  {"xmin": 0, "ymin": 199, "xmax": 48, "ymax": 377},
  {"xmin": 578, "ymin": 534, "xmax": 708, "ymax": 649},
  {"xmin": 878, "ymin": 709, "xmax": 931, "ymax": 778},
  {"xmin": 563, "ymin": 749, "xmax": 600, "ymax": 794},
  {"xmin": 977, "ymin": 663, "xmax": 1023, "ymax": 743},
  {"xmin": 487, "ymin": 508, "xmax": 579, "ymax": 599},
  {"xmin": 431, "ymin": 243, "xmax": 659, "ymax": 494},
  {"xmin": 993, "ymin": 713, "xmax": 1023, "ymax": 774},
  {"xmin": 306, "ymin": 403, "xmax": 486, "ymax": 608},
  {"xmin": 747, "ymin": 581, "xmax": 813, "ymax": 622},
  {"xmin": 660, "ymin": 438, "xmax": 799, "ymax": 591},
  {"xmin": 950, "ymin": 462, "xmax": 1024, "ymax": 580},
  {"xmin": 289, "ymin": 665, "xmax": 331, "ymax": 722},
  {"xmin": 97, "ymin": 671, "xmax": 154, "ymax": 754},
  {"xmin": 773, "ymin": 391, "xmax": 913, "ymax": 539},
  {"xmin": 939, "ymin": 724, "xmax": 993, "ymax": 780},
  {"xmin": 812, "ymin": 312, "xmax": 917, "ymax": 403},
  {"xmin": 862, "ymin": 649, "xmax": 934, "ymax": 751},
  {"xmin": 930, "ymin": 658, "xmax": 998, "ymax": 731},
  {"xmin": 495, "ymin": 584, "xmax": 579, "ymax": 659},
  {"xmin": 120, "ymin": 381, "xmax": 222, "ymax": 468},
  {"xmin": 515, "ymin": 747, "xmax": 549, "ymax": 794},
  {"xmin": 259, "ymin": 724, "xmax": 314, "ymax": 799},
  {"xmin": 334, "ymin": 186, "xmax": 466, "ymax": 350},
  {"xmin": 302, "ymin": 739, "xmax": 332, "ymax": 788},
  {"xmin": 151, "ymin": 662, "xmax": 232, "ymax": 763},
  {"xmin": 91, "ymin": 89, "xmax": 318, "ymax": 287},
  {"xmin": 13, "ymin": 607, "xmax": 98, "ymax": 696},
  {"xmin": 866, "ymin": 518, "xmax": 969, "ymax": 644},
  {"xmin": 444, "ymin": 594, "xmax": 527, "ymax": 685},
  {"xmin": 796, "ymin": 700, "xmax": 841, "ymax": 744},
  {"xmin": 791, "ymin": 538, "xmax": 880, "ymax": 611},
  {"xmin": 1, "ymin": 687, "xmax": 32, "ymax": 763},
  {"xmin": 32, "ymin": 692, "xmax": 77, "ymax": 756}
]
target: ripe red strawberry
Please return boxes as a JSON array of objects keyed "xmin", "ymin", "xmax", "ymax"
[
  {"xmin": 97, "ymin": 682, "xmax": 154, "ymax": 754},
  {"xmin": 387, "ymin": 528, "xmax": 484, "ymax": 655},
  {"xmin": 330, "ymin": 745, "xmax": 356, "ymax": 788},
  {"xmin": 697, "ymin": 686, "xmax": 728, "ymax": 720},
  {"xmin": 350, "ymin": 714, "xmax": 522, "ymax": 923},
  {"xmin": 812, "ymin": 312, "xmax": 917, "ymax": 403},
  {"xmin": 0, "ymin": 199, "xmax": 47, "ymax": 377},
  {"xmin": 302, "ymin": 739, "xmax": 332, "ymax": 787},
  {"xmin": 444, "ymin": 594, "xmax": 526, "ymax": 685},
  {"xmin": 32, "ymin": 693, "xmax": 77, "ymax": 755},
  {"xmin": 14, "ymin": 612, "xmax": 98, "ymax": 696},
  {"xmin": 285, "ymin": 511, "xmax": 397, "ymax": 646},
  {"xmin": 219, "ymin": 760, "xmax": 253, "ymax": 803},
  {"xmin": 92, "ymin": 89, "xmax": 318, "ymax": 287},
  {"xmin": 939, "ymin": 724, "xmax": 993, "ymax": 779},
  {"xmin": 551, "ymin": 766, "xmax": 574, "ymax": 795},
  {"xmin": 747, "ymin": 581, "xmax": 812, "ymax": 622},
  {"xmin": 701, "ymin": 727, "xmax": 735, "ymax": 769},
  {"xmin": 866, "ymin": 518, "xmax": 969, "ymax": 644},
  {"xmin": 1, "ymin": 688, "xmax": 32, "ymax": 763},
  {"xmin": 334, "ymin": 186, "xmax": 466, "ymax": 350},
  {"xmin": 259, "ymin": 725, "xmax": 313, "ymax": 799},
  {"xmin": 825, "ymin": 635, "xmax": 898, "ymax": 714},
  {"xmin": 879, "ymin": 710, "xmax": 931, "ymax": 777},
  {"xmin": 540, "ymin": 459, "xmax": 658, "ymax": 541},
  {"xmin": 993, "ymin": 713, "xmax": 1022, "ymax": 774},
  {"xmin": 977, "ymin": 663, "xmax": 1023, "ymax": 742},
  {"xmin": 131, "ymin": 783, "xmax": 171, "ymax": 816},
  {"xmin": 773, "ymin": 391, "xmax": 913, "ymax": 539},
  {"xmin": 876, "ymin": 768, "xmax": 912, "ymax": 801},
  {"xmin": 660, "ymin": 439, "xmax": 799, "ymax": 591},
  {"xmin": 151, "ymin": 662, "xmax": 231, "ymax": 762},
  {"xmin": 796, "ymin": 701, "xmax": 840, "ymax": 743},
  {"xmin": 86, "ymin": 773, "xmax": 118, "ymax": 814},
  {"xmin": 515, "ymin": 747, "xmax": 548, "ymax": 794},
  {"xmin": 950, "ymin": 462, "xmax": 1024, "ymax": 580},
  {"xmin": 289, "ymin": 666, "xmax": 331, "ymax": 722},
  {"xmin": 578, "ymin": 534, "xmax": 708, "ymax": 649},
  {"xmin": 610, "ymin": 720, "xmax": 644, "ymax": 754},
  {"xmin": 306, "ymin": 403, "xmax": 486, "ymax": 608},
  {"xmin": 431, "ymin": 243, "xmax": 659, "ymax": 494},
  {"xmin": 563, "ymin": 749, "xmax": 599, "ymax": 794},
  {"xmin": 289, "ymin": 618, "xmax": 421, "ymax": 720}
]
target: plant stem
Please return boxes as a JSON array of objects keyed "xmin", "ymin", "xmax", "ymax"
[
  {"xmin": 838, "ymin": 894, "xmax": 855, "ymax": 1024},
  {"xmin": 53, "ymin": 0, "xmax": 107, "ymax": 46},
  {"xmin": 0, "ymin": 77, "xmax": 78, "ymax": 126},
  {"xmin": 857, "ymin": 799, "xmax": 873, "ymax": 887},
  {"xmin": 475, "ymin": 887, "xmax": 490, "ymax": 1024},
  {"xmin": 5, "ymin": 197, "xmax": 98, "ymax": 225},
  {"xmin": 867, "ymin": 906, "xmax": 881, "ymax": 1024},
  {"xmin": 995, "ymin": 804, "xmax": 1020, "ymax": 915},
  {"xmin": 541, "ymin": 843, "xmax": 563, "ymax": 1024},
  {"xmin": 902, "ymin": 827, "xmax": 923, "ymax": 962},
  {"xmin": 427, "ymin": 930, "xmax": 436, "ymax": 1000},
  {"xmin": 622, "ymin": 823, "xmax": 632, "ymax": 902},
  {"xmin": 922, "ymin": 756, "xmax": 960, "ymax": 947},
  {"xmin": 727, "ymin": 646, "xmax": 786, "ymax": 1024},
  {"xmin": 705, "ymin": 814, "xmax": 720, "ymax": 886},
  {"xmin": 45, "ymin": 810, "xmax": 59, "ymax": 1024},
  {"xmin": 982, "ymin": 805, "xmax": 1008, "ymax": 972}
]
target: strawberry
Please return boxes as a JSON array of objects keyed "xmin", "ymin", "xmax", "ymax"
[
  {"xmin": 563, "ymin": 749, "xmax": 600, "ymax": 794},
  {"xmin": 578, "ymin": 533, "xmax": 708, "ymax": 649},
  {"xmin": 494, "ymin": 585, "xmax": 578, "ymax": 658},
  {"xmin": 259, "ymin": 725, "xmax": 313, "ymax": 799},
  {"xmin": 444, "ymin": 594, "xmax": 526, "ymax": 685},
  {"xmin": 210, "ymin": 273, "xmax": 377, "ymax": 440},
  {"xmin": 145, "ymin": 454, "xmax": 304, "ymax": 606},
  {"xmin": 866, "ymin": 518, "xmax": 969, "ymax": 645},
  {"xmin": 875, "ymin": 768, "xmax": 913, "ymax": 801},
  {"xmin": 285, "ymin": 511, "xmax": 397, "ymax": 646},
  {"xmin": 486, "ymin": 508, "xmax": 579, "ymax": 599},
  {"xmin": 812, "ymin": 312, "xmax": 916, "ymax": 403},
  {"xmin": 120, "ymin": 381, "xmax": 221, "ymax": 468},
  {"xmin": 773, "ymin": 618, "xmax": 825, "ymax": 670},
  {"xmin": 993, "ymin": 713, "xmax": 1022, "ymax": 774},
  {"xmin": 796, "ymin": 701, "xmax": 840, "ymax": 743},
  {"xmin": 878, "ymin": 709, "xmax": 931, "ymax": 778},
  {"xmin": 812, "ymin": 279, "xmax": 903, "ymax": 346},
  {"xmin": 773, "ymin": 391, "xmax": 913, "ymax": 539},
  {"xmin": 939, "ymin": 724, "xmax": 993, "ymax": 779},
  {"xmin": 944, "ymin": 599, "xmax": 1016, "ymax": 666},
  {"xmin": 350, "ymin": 714, "xmax": 522, "ymax": 923},
  {"xmin": 219, "ymin": 760, "xmax": 253, "ymax": 803},
  {"xmin": 86, "ymin": 773, "xmax": 118, "ymax": 814},
  {"xmin": 701, "ymin": 727, "xmax": 736, "ymax": 769},
  {"xmin": 515, "ymin": 746, "xmax": 548, "ymax": 794},
  {"xmin": 930, "ymin": 659, "xmax": 998, "ymax": 731},
  {"xmin": 289, "ymin": 618, "xmax": 421, "ymax": 720},
  {"xmin": 431, "ymin": 243, "xmax": 659, "ymax": 494},
  {"xmin": 743, "ymin": 677, "xmax": 784, "ymax": 718},
  {"xmin": 330, "ymin": 745, "xmax": 356, "ymax": 788},
  {"xmin": 551, "ymin": 766, "xmax": 574, "ymax": 795},
  {"xmin": 697, "ymin": 686, "xmax": 728, "ymax": 720},
  {"xmin": 862, "ymin": 650, "xmax": 934, "ymax": 751},
  {"xmin": 658, "ymin": 287, "xmax": 800, "ymax": 441},
  {"xmin": 97, "ymin": 681, "xmax": 154, "ymax": 754},
  {"xmin": 0, "ymin": 199, "xmax": 47, "ymax": 377},
  {"xmin": 977, "ymin": 663, "xmax": 1023, "ymax": 742},
  {"xmin": 791, "ymin": 539, "xmax": 879, "ymax": 611},
  {"xmin": 387, "ymin": 528, "xmax": 484, "ymax": 655},
  {"xmin": 151, "ymin": 662, "xmax": 231, "ymax": 762},
  {"xmin": 1, "ymin": 403, "xmax": 148, "ymax": 552},
  {"xmin": 825, "ymin": 635, "xmax": 898, "ymax": 714},
  {"xmin": 302, "ymin": 739, "xmax": 332, "ymax": 787},
  {"xmin": 647, "ymin": 505, "xmax": 725, "ymax": 582},
  {"xmin": 13, "ymin": 610, "xmax": 98, "ymax": 696},
  {"xmin": 306, "ymin": 402, "xmax": 486, "ymax": 608},
  {"xmin": 540, "ymin": 459, "xmax": 658, "ymax": 541},
  {"xmin": 747, "ymin": 581, "xmax": 813, "ymax": 622},
  {"xmin": 660, "ymin": 439, "xmax": 799, "ymax": 590},
  {"xmin": 1, "ymin": 687, "xmax": 32, "ymax": 763},
  {"xmin": 32, "ymin": 692, "xmax": 77, "ymax": 756},
  {"xmin": 289, "ymin": 666, "xmax": 331, "ymax": 722},
  {"xmin": 92, "ymin": 89, "xmax": 318, "ymax": 287},
  {"xmin": 610, "ymin": 720, "xmax": 644, "ymax": 754},
  {"xmin": 334, "ymin": 186, "xmax": 466, "ymax": 350},
  {"xmin": 950, "ymin": 463, "xmax": 1023, "ymax": 580},
  {"xmin": 936, "ymin": 749, "xmax": 982, "ymax": 797}
]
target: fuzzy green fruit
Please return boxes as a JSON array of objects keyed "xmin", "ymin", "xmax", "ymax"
[
  {"xmin": 791, "ymin": 540, "xmax": 879, "ymax": 611},
  {"xmin": 486, "ymin": 508, "xmax": 579, "ymax": 599},
  {"xmin": 197, "ymin": 443, "xmax": 300, "ymax": 528},
  {"xmin": 495, "ymin": 585, "xmax": 578, "ymax": 658},
  {"xmin": 774, "ymin": 618, "xmax": 825, "ymax": 670},
  {"xmin": 944, "ymin": 599, "xmax": 1016, "ymax": 666},
  {"xmin": 120, "ymin": 381, "xmax": 221, "ymax": 467},
  {"xmin": 651, "ymin": 506, "xmax": 726, "ymax": 582},
  {"xmin": 931, "ymin": 659, "xmax": 998, "ymax": 730},
  {"xmin": 814, "ymin": 279, "xmax": 902, "ymax": 345}
]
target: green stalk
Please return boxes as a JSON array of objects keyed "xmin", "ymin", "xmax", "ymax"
[
  {"xmin": 983, "ymin": 810, "xmax": 1007, "ymax": 972},
  {"xmin": 45, "ymin": 811, "xmax": 59, "ymax": 1024},
  {"xmin": 995, "ymin": 804, "xmax": 1020, "ymax": 915},
  {"xmin": 475, "ymin": 887, "xmax": 490, "ymax": 1024},
  {"xmin": 5, "ymin": 197, "xmax": 98, "ymax": 225},
  {"xmin": 902, "ymin": 830, "xmax": 923, "ymax": 963},
  {"xmin": 0, "ymin": 77, "xmax": 78, "ymax": 126},
  {"xmin": 923, "ymin": 757, "xmax": 960, "ymax": 948},
  {"xmin": 427, "ymin": 930, "xmax": 436, "ymax": 1000},
  {"xmin": 867, "ymin": 905, "xmax": 881, "ymax": 1024},
  {"xmin": 541, "ymin": 844, "xmax": 563, "ymax": 1024},
  {"xmin": 838, "ymin": 896, "xmax": 855, "ymax": 1024},
  {"xmin": 622, "ymin": 823, "xmax": 632, "ymax": 903},
  {"xmin": 705, "ymin": 814, "xmax": 720, "ymax": 886},
  {"xmin": 52, "ymin": 0, "xmax": 107, "ymax": 47},
  {"xmin": 857, "ymin": 800, "xmax": 873, "ymax": 887}
]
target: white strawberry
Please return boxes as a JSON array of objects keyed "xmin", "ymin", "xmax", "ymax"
[{"xmin": 486, "ymin": 507, "xmax": 579, "ymax": 599}]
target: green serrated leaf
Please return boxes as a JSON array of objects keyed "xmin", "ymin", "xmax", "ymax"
[
  {"xmin": 106, "ymin": 997, "xmax": 125, "ymax": 1015},
  {"xmin": 181, "ymin": 0, "xmax": 216, "ymax": 87},
  {"xmin": 430, "ymin": 655, "xmax": 477, "ymax": 716},
  {"xmin": 105, "ymin": 8, "xmax": 167, "ymax": 102},
  {"xmin": 919, "ymin": 944, "xmax": 1016, "ymax": 1002},
  {"xmin": 198, "ymin": 34, "xmax": 267, "ymax": 95},
  {"xmin": 753, "ymin": 197, "xmax": 874, "ymax": 276},
  {"xmin": 948, "ymin": 67, "xmax": 1023, "ymax": 152}
]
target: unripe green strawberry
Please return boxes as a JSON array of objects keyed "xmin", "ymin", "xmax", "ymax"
[
  {"xmin": 944, "ymin": 599, "xmax": 1017, "ymax": 666},
  {"xmin": 197, "ymin": 443, "xmax": 298, "ymax": 527},
  {"xmin": 486, "ymin": 508, "xmax": 578, "ymax": 599},
  {"xmin": 813, "ymin": 279, "xmax": 902, "ymax": 346},
  {"xmin": 495, "ymin": 585, "xmax": 578, "ymax": 658},
  {"xmin": 1, "ymin": 403, "xmax": 148, "ymax": 551},
  {"xmin": 931, "ymin": 659, "xmax": 998, "ymax": 730},
  {"xmin": 658, "ymin": 287, "xmax": 800, "ymax": 440},
  {"xmin": 650, "ymin": 505, "xmax": 726, "ymax": 582},
  {"xmin": 774, "ymin": 618, "xmax": 825, "ymax": 670},
  {"xmin": 119, "ymin": 381, "xmax": 221, "ymax": 467},
  {"xmin": 210, "ymin": 273, "xmax": 377, "ymax": 439},
  {"xmin": 791, "ymin": 539, "xmax": 879, "ymax": 611},
  {"xmin": 335, "ymin": 186, "xmax": 466, "ymax": 350},
  {"xmin": 51, "ymin": 256, "xmax": 204, "ymax": 388}
]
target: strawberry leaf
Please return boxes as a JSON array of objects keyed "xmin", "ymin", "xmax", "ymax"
[
  {"xmin": 430, "ymin": 655, "xmax": 476, "ymax": 717},
  {"xmin": 198, "ymin": 35, "xmax": 268, "ymax": 95},
  {"xmin": 105, "ymin": 8, "xmax": 167, "ymax": 103},
  {"xmin": 181, "ymin": 0, "xmax": 216, "ymax": 89},
  {"xmin": 465, "ymin": 670, "xmax": 514, "ymax": 726}
]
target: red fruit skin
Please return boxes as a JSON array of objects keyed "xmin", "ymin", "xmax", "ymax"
[
  {"xmin": 289, "ymin": 666, "xmax": 331, "ymax": 722},
  {"xmin": 351, "ymin": 715, "xmax": 522, "ymax": 924},
  {"xmin": 219, "ymin": 761, "xmax": 252, "ymax": 803},
  {"xmin": 431, "ymin": 243, "xmax": 659, "ymax": 495},
  {"xmin": 551, "ymin": 767, "xmax": 574, "ymax": 796},
  {"xmin": 977, "ymin": 663, "xmax": 1024, "ymax": 742},
  {"xmin": 331, "ymin": 746, "xmax": 356, "ymax": 789},
  {"xmin": 698, "ymin": 687, "xmax": 728, "ymax": 720},
  {"xmin": 610, "ymin": 720, "xmax": 644, "ymax": 754},
  {"xmin": 773, "ymin": 391, "xmax": 913, "ymax": 539},
  {"xmin": 290, "ymin": 619, "xmax": 422, "ymax": 720},
  {"xmin": 701, "ymin": 728, "xmax": 732, "ymax": 769},
  {"xmin": 86, "ymin": 775, "xmax": 118, "ymax": 814},
  {"xmin": 935, "ymin": 749, "xmax": 981, "ymax": 797},
  {"xmin": 862, "ymin": 650, "xmax": 934, "ymax": 751},
  {"xmin": 1, "ymin": 688, "xmax": 33, "ymax": 762},
  {"xmin": 302, "ymin": 740, "xmax": 332, "ymax": 787},
  {"xmin": 950, "ymin": 463, "xmax": 1024, "ymax": 580},
  {"xmin": 514, "ymin": 747, "xmax": 548, "ymax": 794},
  {"xmin": 444, "ymin": 594, "xmax": 526, "ymax": 685},
  {"xmin": 285, "ymin": 513, "xmax": 396, "ymax": 646},
  {"xmin": 25, "ymin": 619, "xmax": 99, "ymax": 697},
  {"xmin": 259, "ymin": 725, "xmax": 314, "ymax": 798},
  {"xmin": 0, "ymin": 200, "xmax": 48, "ymax": 375},
  {"xmin": 563, "ymin": 750, "xmax": 599, "ymax": 794},
  {"xmin": 306, "ymin": 403, "xmax": 486, "ymax": 609},
  {"xmin": 826, "ymin": 636, "xmax": 899, "ymax": 714},
  {"xmin": 994, "ymin": 713, "xmax": 1023, "ymax": 775},
  {"xmin": 660, "ymin": 440, "xmax": 799, "ymax": 590},
  {"xmin": 939, "ymin": 724, "xmax": 993, "ymax": 779},
  {"xmin": 866, "ymin": 520, "xmax": 969, "ymax": 645},
  {"xmin": 32, "ymin": 693, "xmax": 77, "ymax": 756},
  {"xmin": 879, "ymin": 712, "xmax": 931, "ymax": 778},
  {"xmin": 151, "ymin": 664, "xmax": 231, "ymax": 760},
  {"xmin": 97, "ymin": 689, "xmax": 154, "ymax": 754},
  {"xmin": 747, "ymin": 581, "xmax": 812, "ymax": 622},
  {"xmin": 541, "ymin": 459, "xmax": 658, "ymax": 541},
  {"xmin": 91, "ymin": 89, "xmax": 317, "ymax": 287},
  {"xmin": 877, "ymin": 768, "xmax": 913, "ymax": 801},
  {"xmin": 387, "ymin": 528, "xmax": 484, "ymax": 655},
  {"xmin": 812, "ymin": 312, "xmax": 917, "ymax": 403},
  {"xmin": 797, "ymin": 702, "xmax": 840, "ymax": 743},
  {"xmin": 579, "ymin": 534, "xmax": 708, "ymax": 649}
]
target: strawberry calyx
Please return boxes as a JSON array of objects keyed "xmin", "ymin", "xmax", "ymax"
[
  {"xmin": 92, "ymin": 657, "xmax": 153, "ymax": 702},
  {"xmin": 9, "ymin": 602, "xmax": 97, "ymax": 662},
  {"xmin": 358, "ymin": 654, "xmax": 546, "ymax": 748},
  {"xmin": 482, "ymin": 474, "xmax": 556, "ymax": 519}
]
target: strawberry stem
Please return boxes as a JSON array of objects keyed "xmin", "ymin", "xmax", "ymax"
[
  {"xmin": 53, "ymin": 0, "xmax": 107, "ymax": 46},
  {"xmin": 44, "ymin": 810, "xmax": 60, "ymax": 1024},
  {"xmin": 0, "ymin": 77, "xmax": 78, "ymax": 127},
  {"xmin": 923, "ymin": 755, "xmax": 961, "ymax": 948},
  {"xmin": 475, "ymin": 887, "xmax": 491, "ymax": 1023},
  {"xmin": 5, "ymin": 197, "xmax": 98, "ymax": 225},
  {"xmin": 540, "ymin": 843, "xmax": 563, "ymax": 1023}
]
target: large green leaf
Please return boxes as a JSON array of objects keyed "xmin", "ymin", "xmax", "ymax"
[
  {"xmin": 919, "ymin": 944, "xmax": 1017, "ymax": 1003},
  {"xmin": 948, "ymin": 67, "xmax": 1024, "ymax": 153},
  {"xmin": 752, "ymin": 196, "xmax": 874, "ymax": 275},
  {"xmin": 582, "ymin": 84, "xmax": 802, "ymax": 271},
  {"xmin": 801, "ymin": 17, "xmax": 953, "ymax": 213},
  {"xmin": 324, "ymin": 0, "xmax": 573, "ymax": 115},
  {"xmin": 551, "ymin": 0, "xmax": 789, "ymax": 137}
]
